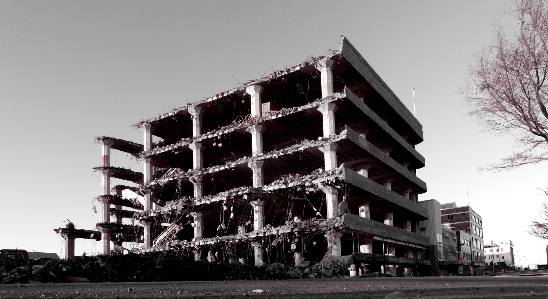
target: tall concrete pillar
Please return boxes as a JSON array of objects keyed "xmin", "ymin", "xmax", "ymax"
[
  {"xmin": 359, "ymin": 202, "xmax": 371, "ymax": 219},
  {"xmin": 355, "ymin": 162, "xmax": 371, "ymax": 178},
  {"xmin": 317, "ymin": 59, "xmax": 335, "ymax": 98},
  {"xmin": 142, "ymin": 124, "xmax": 153, "ymax": 249},
  {"xmin": 319, "ymin": 143, "xmax": 338, "ymax": 171},
  {"xmin": 252, "ymin": 242, "xmax": 264, "ymax": 266},
  {"xmin": 248, "ymin": 161, "xmax": 265, "ymax": 188},
  {"xmin": 191, "ymin": 175, "xmax": 203, "ymax": 198},
  {"xmin": 404, "ymin": 220, "xmax": 412, "ymax": 232},
  {"xmin": 114, "ymin": 188, "xmax": 123, "ymax": 224},
  {"xmin": 383, "ymin": 178, "xmax": 393, "ymax": 191},
  {"xmin": 250, "ymin": 200, "xmax": 265, "ymax": 231},
  {"xmin": 317, "ymin": 102, "xmax": 338, "ymax": 138},
  {"xmin": 249, "ymin": 124, "xmax": 265, "ymax": 156},
  {"xmin": 386, "ymin": 242, "xmax": 396, "ymax": 274},
  {"xmin": 403, "ymin": 188, "xmax": 412, "ymax": 200},
  {"xmin": 384, "ymin": 211, "xmax": 394, "ymax": 226},
  {"xmin": 323, "ymin": 187, "xmax": 339, "ymax": 219},
  {"xmin": 142, "ymin": 221, "xmax": 152, "ymax": 248},
  {"xmin": 190, "ymin": 142, "xmax": 204, "ymax": 170},
  {"xmin": 246, "ymin": 85, "xmax": 263, "ymax": 118},
  {"xmin": 63, "ymin": 235, "xmax": 75, "ymax": 259},
  {"xmin": 325, "ymin": 231, "xmax": 342, "ymax": 257},
  {"xmin": 189, "ymin": 106, "xmax": 202, "ymax": 137},
  {"xmin": 191, "ymin": 212, "xmax": 203, "ymax": 241},
  {"xmin": 98, "ymin": 140, "xmax": 114, "ymax": 255},
  {"xmin": 98, "ymin": 227, "xmax": 110, "ymax": 255}
]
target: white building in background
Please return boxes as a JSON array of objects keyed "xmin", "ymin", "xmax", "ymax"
[{"xmin": 484, "ymin": 240, "xmax": 514, "ymax": 268}]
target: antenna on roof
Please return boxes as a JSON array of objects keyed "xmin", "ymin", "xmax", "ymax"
[{"xmin": 413, "ymin": 88, "xmax": 416, "ymax": 117}]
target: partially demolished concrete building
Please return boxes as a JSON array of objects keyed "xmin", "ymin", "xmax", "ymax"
[{"xmin": 57, "ymin": 37, "xmax": 430, "ymax": 276}]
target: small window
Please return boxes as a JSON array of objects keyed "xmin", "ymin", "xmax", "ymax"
[
  {"xmin": 448, "ymin": 214, "xmax": 454, "ymax": 219},
  {"xmin": 502, "ymin": 256, "xmax": 504, "ymax": 259},
  {"xmin": 420, "ymin": 227, "xmax": 426, "ymax": 231}
]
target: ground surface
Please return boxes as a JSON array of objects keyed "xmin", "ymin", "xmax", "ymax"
[{"xmin": 1, "ymin": 276, "xmax": 548, "ymax": 299}]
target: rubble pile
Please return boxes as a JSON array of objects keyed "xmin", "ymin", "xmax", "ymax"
[{"xmin": 0, "ymin": 251, "xmax": 354, "ymax": 284}]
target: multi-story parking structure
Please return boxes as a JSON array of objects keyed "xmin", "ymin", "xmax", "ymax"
[{"xmin": 61, "ymin": 37, "xmax": 430, "ymax": 276}]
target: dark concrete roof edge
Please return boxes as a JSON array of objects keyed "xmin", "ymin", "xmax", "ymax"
[{"xmin": 340, "ymin": 37, "xmax": 423, "ymax": 139}]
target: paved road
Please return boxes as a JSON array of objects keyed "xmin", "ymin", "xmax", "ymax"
[{"xmin": 1, "ymin": 276, "xmax": 548, "ymax": 298}]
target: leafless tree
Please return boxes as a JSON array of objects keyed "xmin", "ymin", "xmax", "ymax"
[
  {"xmin": 466, "ymin": 0, "xmax": 548, "ymax": 239},
  {"xmin": 466, "ymin": 0, "xmax": 548, "ymax": 170}
]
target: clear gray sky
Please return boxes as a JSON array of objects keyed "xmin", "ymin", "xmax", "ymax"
[{"xmin": 1, "ymin": 0, "xmax": 544, "ymax": 267}]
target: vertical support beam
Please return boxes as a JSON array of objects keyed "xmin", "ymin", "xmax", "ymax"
[
  {"xmin": 250, "ymin": 200, "xmax": 265, "ymax": 231},
  {"xmin": 383, "ymin": 178, "xmax": 394, "ymax": 191},
  {"xmin": 317, "ymin": 59, "xmax": 335, "ymax": 98},
  {"xmin": 142, "ymin": 221, "xmax": 152, "ymax": 249},
  {"xmin": 404, "ymin": 220, "xmax": 412, "ymax": 231},
  {"xmin": 114, "ymin": 188, "xmax": 123, "ymax": 224},
  {"xmin": 319, "ymin": 143, "xmax": 338, "ymax": 171},
  {"xmin": 317, "ymin": 103, "xmax": 338, "ymax": 138},
  {"xmin": 97, "ymin": 226, "xmax": 111, "ymax": 255},
  {"xmin": 252, "ymin": 242, "xmax": 264, "ymax": 267},
  {"xmin": 359, "ymin": 202, "xmax": 371, "ymax": 219},
  {"xmin": 384, "ymin": 211, "xmax": 394, "ymax": 226},
  {"xmin": 323, "ymin": 187, "xmax": 339, "ymax": 219},
  {"xmin": 191, "ymin": 176, "xmax": 203, "ymax": 198},
  {"xmin": 143, "ymin": 124, "xmax": 152, "ymax": 152},
  {"xmin": 246, "ymin": 85, "xmax": 263, "ymax": 118},
  {"xmin": 191, "ymin": 212, "xmax": 203, "ymax": 241},
  {"xmin": 386, "ymin": 242, "xmax": 396, "ymax": 274},
  {"xmin": 249, "ymin": 125, "xmax": 265, "ymax": 156},
  {"xmin": 355, "ymin": 162, "xmax": 371, "ymax": 178},
  {"xmin": 403, "ymin": 189, "xmax": 412, "ymax": 200},
  {"xmin": 63, "ymin": 235, "xmax": 75, "ymax": 260},
  {"xmin": 190, "ymin": 142, "xmax": 204, "ymax": 170},
  {"xmin": 325, "ymin": 231, "xmax": 342, "ymax": 257},
  {"xmin": 248, "ymin": 161, "xmax": 265, "ymax": 188},
  {"xmin": 189, "ymin": 106, "xmax": 202, "ymax": 137}
]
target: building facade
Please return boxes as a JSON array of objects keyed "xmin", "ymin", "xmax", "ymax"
[
  {"xmin": 440, "ymin": 203, "xmax": 485, "ymax": 265},
  {"xmin": 57, "ymin": 37, "xmax": 431, "ymax": 276},
  {"xmin": 484, "ymin": 240, "xmax": 514, "ymax": 268}
]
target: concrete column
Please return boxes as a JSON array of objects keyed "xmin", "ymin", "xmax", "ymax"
[
  {"xmin": 98, "ymin": 227, "xmax": 110, "ymax": 255},
  {"xmin": 143, "ymin": 124, "xmax": 153, "ymax": 247},
  {"xmin": 355, "ymin": 162, "xmax": 372, "ymax": 178},
  {"xmin": 383, "ymin": 178, "xmax": 394, "ymax": 191},
  {"xmin": 325, "ymin": 231, "xmax": 342, "ymax": 257},
  {"xmin": 189, "ymin": 106, "xmax": 202, "ymax": 137},
  {"xmin": 99, "ymin": 195, "xmax": 111, "ymax": 224},
  {"xmin": 248, "ymin": 161, "xmax": 265, "ymax": 188},
  {"xmin": 191, "ymin": 212, "xmax": 203, "ymax": 241},
  {"xmin": 189, "ymin": 142, "xmax": 204, "ymax": 170},
  {"xmin": 252, "ymin": 242, "xmax": 264, "ymax": 266},
  {"xmin": 143, "ymin": 123, "xmax": 152, "ymax": 152},
  {"xmin": 403, "ymin": 189, "xmax": 412, "ymax": 200},
  {"xmin": 114, "ymin": 188, "xmax": 123, "ymax": 224},
  {"xmin": 359, "ymin": 202, "xmax": 371, "ymax": 219},
  {"xmin": 319, "ymin": 143, "xmax": 338, "ymax": 171},
  {"xmin": 250, "ymin": 200, "xmax": 265, "ymax": 231},
  {"xmin": 191, "ymin": 176, "xmax": 203, "ymax": 198},
  {"xmin": 386, "ymin": 242, "xmax": 396, "ymax": 274},
  {"xmin": 62, "ymin": 235, "xmax": 75, "ymax": 259},
  {"xmin": 194, "ymin": 250, "xmax": 201, "ymax": 262},
  {"xmin": 100, "ymin": 139, "xmax": 114, "ymax": 167},
  {"xmin": 142, "ymin": 221, "xmax": 152, "ymax": 248},
  {"xmin": 404, "ymin": 220, "xmax": 412, "ymax": 232},
  {"xmin": 317, "ymin": 59, "xmax": 335, "ymax": 98},
  {"xmin": 359, "ymin": 235, "xmax": 374, "ymax": 254},
  {"xmin": 384, "ymin": 211, "xmax": 394, "ymax": 226},
  {"xmin": 317, "ymin": 103, "xmax": 338, "ymax": 138},
  {"xmin": 100, "ymin": 170, "xmax": 111, "ymax": 197},
  {"xmin": 246, "ymin": 85, "xmax": 263, "ymax": 118},
  {"xmin": 249, "ymin": 124, "xmax": 265, "ymax": 156},
  {"xmin": 406, "ymin": 247, "xmax": 414, "ymax": 259},
  {"xmin": 323, "ymin": 187, "xmax": 339, "ymax": 219}
]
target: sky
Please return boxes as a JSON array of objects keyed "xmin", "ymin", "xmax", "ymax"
[{"xmin": 1, "ymin": 0, "xmax": 546, "ymax": 268}]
